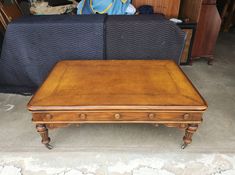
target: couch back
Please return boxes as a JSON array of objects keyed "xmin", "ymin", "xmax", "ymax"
[
  {"xmin": 0, "ymin": 15, "xmax": 185, "ymax": 93},
  {"xmin": 105, "ymin": 15, "xmax": 186, "ymax": 64}
]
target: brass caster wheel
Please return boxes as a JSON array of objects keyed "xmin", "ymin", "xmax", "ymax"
[
  {"xmin": 45, "ymin": 143, "xmax": 53, "ymax": 150},
  {"xmin": 181, "ymin": 143, "xmax": 188, "ymax": 149},
  {"xmin": 153, "ymin": 123, "xmax": 159, "ymax": 127}
]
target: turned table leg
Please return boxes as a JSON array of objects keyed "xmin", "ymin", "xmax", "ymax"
[
  {"xmin": 36, "ymin": 124, "xmax": 53, "ymax": 149},
  {"xmin": 207, "ymin": 56, "xmax": 214, "ymax": 65},
  {"xmin": 181, "ymin": 124, "xmax": 198, "ymax": 149}
]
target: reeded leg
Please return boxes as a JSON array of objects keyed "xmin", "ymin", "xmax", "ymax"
[
  {"xmin": 181, "ymin": 124, "xmax": 198, "ymax": 149},
  {"xmin": 36, "ymin": 124, "xmax": 53, "ymax": 149}
]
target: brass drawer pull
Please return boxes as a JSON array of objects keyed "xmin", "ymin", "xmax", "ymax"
[
  {"xmin": 148, "ymin": 113, "xmax": 155, "ymax": 120},
  {"xmin": 79, "ymin": 113, "xmax": 87, "ymax": 120},
  {"xmin": 45, "ymin": 113, "xmax": 53, "ymax": 120},
  {"xmin": 183, "ymin": 113, "xmax": 190, "ymax": 120},
  {"xmin": 114, "ymin": 113, "xmax": 121, "ymax": 120}
]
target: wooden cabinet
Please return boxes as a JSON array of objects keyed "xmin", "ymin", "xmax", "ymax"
[
  {"xmin": 180, "ymin": 0, "xmax": 221, "ymax": 64},
  {"xmin": 192, "ymin": 3, "xmax": 221, "ymax": 64},
  {"xmin": 132, "ymin": 0, "xmax": 221, "ymax": 65},
  {"xmin": 0, "ymin": 0, "xmax": 22, "ymax": 31}
]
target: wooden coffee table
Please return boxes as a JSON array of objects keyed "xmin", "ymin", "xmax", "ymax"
[{"xmin": 28, "ymin": 60, "xmax": 207, "ymax": 149}]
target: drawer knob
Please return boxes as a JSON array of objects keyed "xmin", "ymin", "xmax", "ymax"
[
  {"xmin": 79, "ymin": 113, "xmax": 87, "ymax": 120},
  {"xmin": 45, "ymin": 113, "xmax": 53, "ymax": 120},
  {"xmin": 148, "ymin": 113, "xmax": 155, "ymax": 120},
  {"xmin": 183, "ymin": 113, "xmax": 190, "ymax": 120},
  {"xmin": 114, "ymin": 113, "xmax": 121, "ymax": 120}
]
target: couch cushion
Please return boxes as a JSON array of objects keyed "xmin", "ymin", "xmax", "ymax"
[{"xmin": 105, "ymin": 15, "xmax": 186, "ymax": 64}]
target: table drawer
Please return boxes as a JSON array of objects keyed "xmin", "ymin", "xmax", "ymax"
[{"xmin": 33, "ymin": 112, "xmax": 202, "ymax": 122}]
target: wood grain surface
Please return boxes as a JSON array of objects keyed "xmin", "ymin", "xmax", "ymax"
[{"xmin": 28, "ymin": 60, "xmax": 207, "ymax": 111}]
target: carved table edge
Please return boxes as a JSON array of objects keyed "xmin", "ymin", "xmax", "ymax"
[{"xmin": 32, "ymin": 120, "xmax": 202, "ymax": 124}]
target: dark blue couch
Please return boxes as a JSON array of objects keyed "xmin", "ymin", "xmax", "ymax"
[{"xmin": 0, "ymin": 15, "xmax": 185, "ymax": 94}]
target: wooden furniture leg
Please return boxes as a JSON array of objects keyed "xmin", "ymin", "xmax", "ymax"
[
  {"xmin": 207, "ymin": 56, "xmax": 214, "ymax": 65},
  {"xmin": 181, "ymin": 124, "xmax": 198, "ymax": 149},
  {"xmin": 36, "ymin": 124, "xmax": 53, "ymax": 149}
]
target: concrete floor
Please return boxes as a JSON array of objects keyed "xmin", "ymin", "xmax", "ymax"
[{"xmin": 0, "ymin": 33, "xmax": 235, "ymax": 174}]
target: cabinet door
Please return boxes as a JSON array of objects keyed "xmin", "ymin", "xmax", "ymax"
[{"xmin": 192, "ymin": 4, "xmax": 221, "ymax": 58}]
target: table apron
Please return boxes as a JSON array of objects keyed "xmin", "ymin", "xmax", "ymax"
[{"xmin": 32, "ymin": 111, "xmax": 203, "ymax": 123}]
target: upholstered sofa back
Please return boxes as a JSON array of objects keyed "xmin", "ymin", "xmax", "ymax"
[{"xmin": 0, "ymin": 15, "xmax": 185, "ymax": 94}]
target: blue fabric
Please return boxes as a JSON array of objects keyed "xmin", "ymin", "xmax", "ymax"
[
  {"xmin": 77, "ymin": 0, "xmax": 131, "ymax": 15},
  {"xmin": 138, "ymin": 5, "xmax": 154, "ymax": 14},
  {"xmin": 106, "ymin": 15, "xmax": 186, "ymax": 64},
  {"xmin": 0, "ymin": 15, "xmax": 105, "ymax": 91},
  {"xmin": 0, "ymin": 15, "xmax": 185, "ymax": 94}
]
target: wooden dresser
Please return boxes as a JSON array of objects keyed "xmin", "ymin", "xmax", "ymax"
[{"xmin": 180, "ymin": 0, "xmax": 221, "ymax": 64}]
